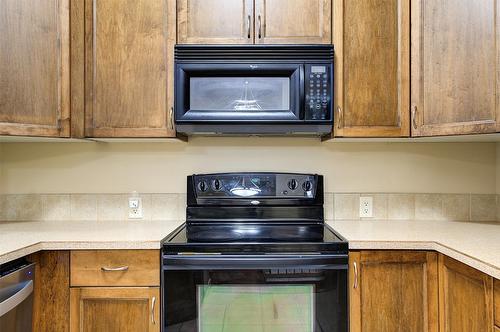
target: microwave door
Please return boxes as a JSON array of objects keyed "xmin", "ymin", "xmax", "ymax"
[{"xmin": 175, "ymin": 63, "xmax": 303, "ymax": 122}]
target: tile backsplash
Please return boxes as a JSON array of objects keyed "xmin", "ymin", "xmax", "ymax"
[{"xmin": 0, "ymin": 193, "xmax": 498, "ymax": 223}]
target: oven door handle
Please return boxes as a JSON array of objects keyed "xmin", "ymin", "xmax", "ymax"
[{"xmin": 162, "ymin": 255, "xmax": 348, "ymax": 270}]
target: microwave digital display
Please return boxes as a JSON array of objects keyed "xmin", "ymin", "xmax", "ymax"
[{"xmin": 311, "ymin": 66, "xmax": 326, "ymax": 73}]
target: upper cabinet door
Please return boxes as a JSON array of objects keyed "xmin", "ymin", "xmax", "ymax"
[
  {"xmin": 0, "ymin": 0, "xmax": 70, "ymax": 137},
  {"xmin": 411, "ymin": 0, "xmax": 500, "ymax": 136},
  {"xmin": 255, "ymin": 0, "xmax": 332, "ymax": 44},
  {"xmin": 334, "ymin": 0, "xmax": 410, "ymax": 137},
  {"xmin": 178, "ymin": 0, "xmax": 254, "ymax": 44},
  {"xmin": 84, "ymin": 0, "xmax": 175, "ymax": 138}
]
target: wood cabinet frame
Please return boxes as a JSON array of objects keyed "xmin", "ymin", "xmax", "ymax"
[
  {"xmin": 177, "ymin": 0, "xmax": 254, "ymax": 44},
  {"xmin": 70, "ymin": 287, "xmax": 160, "ymax": 332},
  {"xmin": 70, "ymin": 0, "xmax": 177, "ymax": 138},
  {"xmin": 333, "ymin": 0, "xmax": 410, "ymax": 137},
  {"xmin": 410, "ymin": 0, "xmax": 500, "ymax": 137},
  {"xmin": 438, "ymin": 254, "xmax": 494, "ymax": 332},
  {"xmin": 0, "ymin": 0, "xmax": 70, "ymax": 137},
  {"xmin": 254, "ymin": 0, "xmax": 332, "ymax": 44},
  {"xmin": 349, "ymin": 251, "xmax": 438, "ymax": 332}
]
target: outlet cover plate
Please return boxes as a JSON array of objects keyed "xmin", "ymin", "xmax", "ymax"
[
  {"xmin": 359, "ymin": 196, "xmax": 373, "ymax": 218},
  {"xmin": 128, "ymin": 197, "xmax": 143, "ymax": 219}
]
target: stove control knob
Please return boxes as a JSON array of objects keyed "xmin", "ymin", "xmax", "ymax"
[
  {"xmin": 212, "ymin": 179, "xmax": 222, "ymax": 191},
  {"xmin": 288, "ymin": 179, "xmax": 298, "ymax": 190},
  {"xmin": 303, "ymin": 180, "xmax": 313, "ymax": 191},
  {"xmin": 197, "ymin": 181, "xmax": 208, "ymax": 192}
]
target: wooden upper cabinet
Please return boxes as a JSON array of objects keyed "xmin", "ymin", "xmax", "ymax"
[
  {"xmin": 255, "ymin": 0, "xmax": 332, "ymax": 44},
  {"xmin": 83, "ymin": 0, "xmax": 175, "ymax": 138},
  {"xmin": 349, "ymin": 251, "xmax": 438, "ymax": 332},
  {"xmin": 0, "ymin": 0, "xmax": 70, "ymax": 137},
  {"xmin": 178, "ymin": 0, "xmax": 254, "ymax": 44},
  {"xmin": 439, "ymin": 255, "xmax": 494, "ymax": 332},
  {"xmin": 334, "ymin": 0, "xmax": 410, "ymax": 137},
  {"xmin": 70, "ymin": 287, "xmax": 160, "ymax": 332},
  {"xmin": 411, "ymin": 0, "xmax": 500, "ymax": 136},
  {"xmin": 178, "ymin": 0, "xmax": 331, "ymax": 45}
]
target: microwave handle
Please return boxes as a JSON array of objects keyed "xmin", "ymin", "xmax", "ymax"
[{"xmin": 163, "ymin": 254, "xmax": 348, "ymax": 270}]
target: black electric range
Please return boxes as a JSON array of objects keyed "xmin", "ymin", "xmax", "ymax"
[{"xmin": 161, "ymin": 173, "xmax": 348, "ymax": 332}]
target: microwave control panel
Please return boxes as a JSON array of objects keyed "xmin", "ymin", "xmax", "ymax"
[{"xmin": 304, "ymin": 64, "xmax": 332, "ymax": 121}]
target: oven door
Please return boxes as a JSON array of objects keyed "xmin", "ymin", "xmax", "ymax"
[
  {"xmin": 162, "ymin": 254, "xmax": 348, "ymax": 332},
  {"xmin": 175, "ymin": 64, "xmax": 303, "ymax": 123}
]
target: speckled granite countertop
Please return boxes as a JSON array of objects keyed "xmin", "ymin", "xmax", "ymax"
[
  {"xmin": 0, "ymin": 220, "xmax": 184, "ymax": 264},
  {"xmin": 1, "ymin": 219, "xmax": 498, "ymax": 279},
  {"xmin": 328, "ymin": 220, "xmax": 500, "ymax": 279}
]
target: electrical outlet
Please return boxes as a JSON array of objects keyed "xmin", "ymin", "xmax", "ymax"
[
  {"xmin": 128, "ymin": 197, "xmax": 143, "ymax": 219},
  {"xmin": 359, "ymin": 196, "xmax": 373, "ymax": 218}
]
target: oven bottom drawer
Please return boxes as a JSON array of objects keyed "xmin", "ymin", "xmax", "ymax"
[{"xmin": 162, "ymin": 256, "xmax": 348, "ymax": 332}]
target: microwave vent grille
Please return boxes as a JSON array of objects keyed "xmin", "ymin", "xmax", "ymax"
[{"xmin": 175, "ymin": 45, "xmax": 334, "ymax": 62}]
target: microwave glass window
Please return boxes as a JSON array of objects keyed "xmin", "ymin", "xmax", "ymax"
[
  {"xmin": 190, "ymin": 77, "xmax": 290, "ymax": 111},
  {"xmin": 197, "ymin": 285, "xmax": 314, "ymax": 332}
]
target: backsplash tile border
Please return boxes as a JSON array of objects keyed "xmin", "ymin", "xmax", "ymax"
[{"xmin": 0, "ymin": 193, "xmax": 498, "ymax": 223}]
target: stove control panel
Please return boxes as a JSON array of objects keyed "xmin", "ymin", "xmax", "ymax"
[
  {"xmin": 277, "ymin": 174, "xmax": 315, "ymax": 198},
  {"xmin": 192, "ymin": 173, "xmax": 317, "ymax": 198}
]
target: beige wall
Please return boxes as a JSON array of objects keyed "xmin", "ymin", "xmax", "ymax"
[{"xmin": 0, "ymin": 139, "xmax": 496, "ymax": 194}]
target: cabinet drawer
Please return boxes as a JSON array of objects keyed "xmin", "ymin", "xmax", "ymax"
[
  {"xmin": 70, "ymin": 250, "xmax": 159, "ymax": 287},
  {"xmin": 495, "ymin": 279, "xmax": 500, "ymax": 327}
]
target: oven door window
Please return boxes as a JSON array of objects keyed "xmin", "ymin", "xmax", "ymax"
[
  {"xmin": 175, "ymin": 64, "xmax": 303, "ymax": 122},
  {"xmin": 198, "ymin": 284, "xmax": 314, "ymax": 332},
  {"xmin": 164, "ymin": 268, "xmax": 347, "ymax": 332}
]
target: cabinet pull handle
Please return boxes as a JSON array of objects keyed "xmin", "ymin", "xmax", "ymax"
[
  {"xmin": 353, "ymin": 262, "xmax": 358, "ymax": 289},
  {"xmin": 247, "ymin": 15, "xmax": 251, "ymax": 39},
  {"xmin": 411, "ymin": 106, "xmax": 418, "ymax": 130},
  {"xmin": 169, "ymin": 107, "xmax": 174, "ymax": 131},
  {"xmin": 151, "ymin": 296, "xmax": 156, "ymax": 324},
  {"xmin": 337, "ymin": 107, "xmax": 342, "ymax": 129},
  {"xmin": 258, "ymin": 15, "xmax": 262, "ymax": 39},
  {"xmin": 101, "ymin": 266, "xmax": 129, "ymax": 272}
]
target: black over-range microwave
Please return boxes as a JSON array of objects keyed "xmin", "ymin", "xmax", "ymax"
[{"xmin": 174, "ymin": 45, "xmax": 334, "ymax": 136}]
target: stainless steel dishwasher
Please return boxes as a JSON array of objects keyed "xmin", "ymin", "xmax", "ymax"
[{"xmin": 0, "ymin": 259, "xmax": 35, "ymax": 332}]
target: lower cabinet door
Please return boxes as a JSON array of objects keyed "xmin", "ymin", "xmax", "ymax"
[
  {"xmin": 70, "ymin": 287, "xmax": 160, "ymax": 332},
  {"xmin": 349, "ymin": 251, "xmax": 438, "ymax": 332},
  {"xmin": 439, "ymin": 255, "xmax": 494, "ymax": 332}
]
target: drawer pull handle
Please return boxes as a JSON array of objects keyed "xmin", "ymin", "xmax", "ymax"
[
  {"xmin": 101, "ymin": 266, "xmax": 129, "ymax": 272},
  {"xmin": 151, "ymin": 296, "xmax": 156, "ymax": 324}
]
